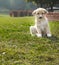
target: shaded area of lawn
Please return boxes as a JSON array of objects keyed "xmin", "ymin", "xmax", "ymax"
[{"xmin": 0, "ymin": 16, "xmax": 59, "ymax": 65}]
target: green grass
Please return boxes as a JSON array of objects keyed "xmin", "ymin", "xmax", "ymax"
[{"xmin": 0, "ymin": 16, "xmax": 59, "ymax": 65}]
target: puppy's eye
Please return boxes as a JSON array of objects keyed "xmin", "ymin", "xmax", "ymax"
[
  {"xmin": 37, "ymin": 13, "xmax": 39, "ymax": 15},
  {"xmin": 42, "ymin": 13, "xmax": 44, "ymax": 14}
]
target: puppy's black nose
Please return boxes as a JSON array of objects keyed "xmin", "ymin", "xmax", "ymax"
[{"xmin": 39, "ymin": 17, "xmax": 42, "ymax": 19}]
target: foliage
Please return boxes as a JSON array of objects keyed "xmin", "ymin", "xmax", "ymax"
[{"xmin": 25, "ymin": 0, "xmax": 59, "ymax": 11}]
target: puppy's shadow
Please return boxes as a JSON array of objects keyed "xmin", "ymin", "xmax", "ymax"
[{"xmin": 47, "ymin": 35, "xmax": 59, "ymax": 43}]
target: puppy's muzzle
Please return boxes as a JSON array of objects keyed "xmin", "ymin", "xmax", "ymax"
[{"xmin": 39, "ymin": 15, "xmax": 43, "ymax": 19}]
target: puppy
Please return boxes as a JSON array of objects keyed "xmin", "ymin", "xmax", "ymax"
[{"xmin": 30, "ymin": 8, "xmax": 52, "ymax": 37}]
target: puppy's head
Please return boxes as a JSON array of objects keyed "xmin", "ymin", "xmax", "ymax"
[{"xmin": 32, "ymin": 8, "xmax": 48, "ymax": 19}]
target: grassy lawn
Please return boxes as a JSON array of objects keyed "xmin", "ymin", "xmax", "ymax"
[{"xmin": 0, "ymin": 16, "xmax": 59, "ymax": 65}]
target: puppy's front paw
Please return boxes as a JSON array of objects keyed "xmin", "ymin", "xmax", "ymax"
[
  {"xmin": 47, "ymin": 34, "xmax": 52, "ymax": 37},
  {"xmin": 36, "ymin": 34, "xmax": 42, "ymax": 37}
]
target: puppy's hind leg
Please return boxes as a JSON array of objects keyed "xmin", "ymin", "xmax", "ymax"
[
  {"xmin": 46, "ymin": 25, "xmax": 52, "ymax": 37},
  {"xmin": 30, "ymin": 26, "xmax": 37, "ymax": 36}
]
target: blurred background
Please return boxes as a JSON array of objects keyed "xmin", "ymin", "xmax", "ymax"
[
  {"xmin": 0, "ymin": 0, "xmax": 37, "ymax": 15},
  {"xmin": 0, "ymin": 0, "xmax": 59, "ymax": 15}
]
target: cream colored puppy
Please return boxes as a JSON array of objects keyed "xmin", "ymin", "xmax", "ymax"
[{"xmin": 30, "ymin": 8, "xmax": 52, "ymax": 37}]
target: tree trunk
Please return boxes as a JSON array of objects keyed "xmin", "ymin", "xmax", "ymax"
[
  {"xmin": 50, "ymin": 2, "xmax": 54, "ymax": 12},
  {"xmin": 50, "ymin": 5, "xmax": 53, "ymax": 12}
]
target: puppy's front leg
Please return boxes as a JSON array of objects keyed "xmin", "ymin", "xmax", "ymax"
[{"xmin": 36, "ymin": 28, "xmax": 42, "ymax": 37}]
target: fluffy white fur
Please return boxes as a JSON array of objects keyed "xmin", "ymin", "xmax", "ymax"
[{"xmin": 30, "ymin": 8, "xmax": 52, "ymax": 37}]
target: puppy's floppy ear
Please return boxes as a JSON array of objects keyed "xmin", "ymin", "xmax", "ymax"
[
  {"xmin": 32, "ymin": 10, "xmax": 36, "ymax": 15},
  {"xmin": 44, "ymin": 9, "xmax": 48, "ymax": 14}
]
